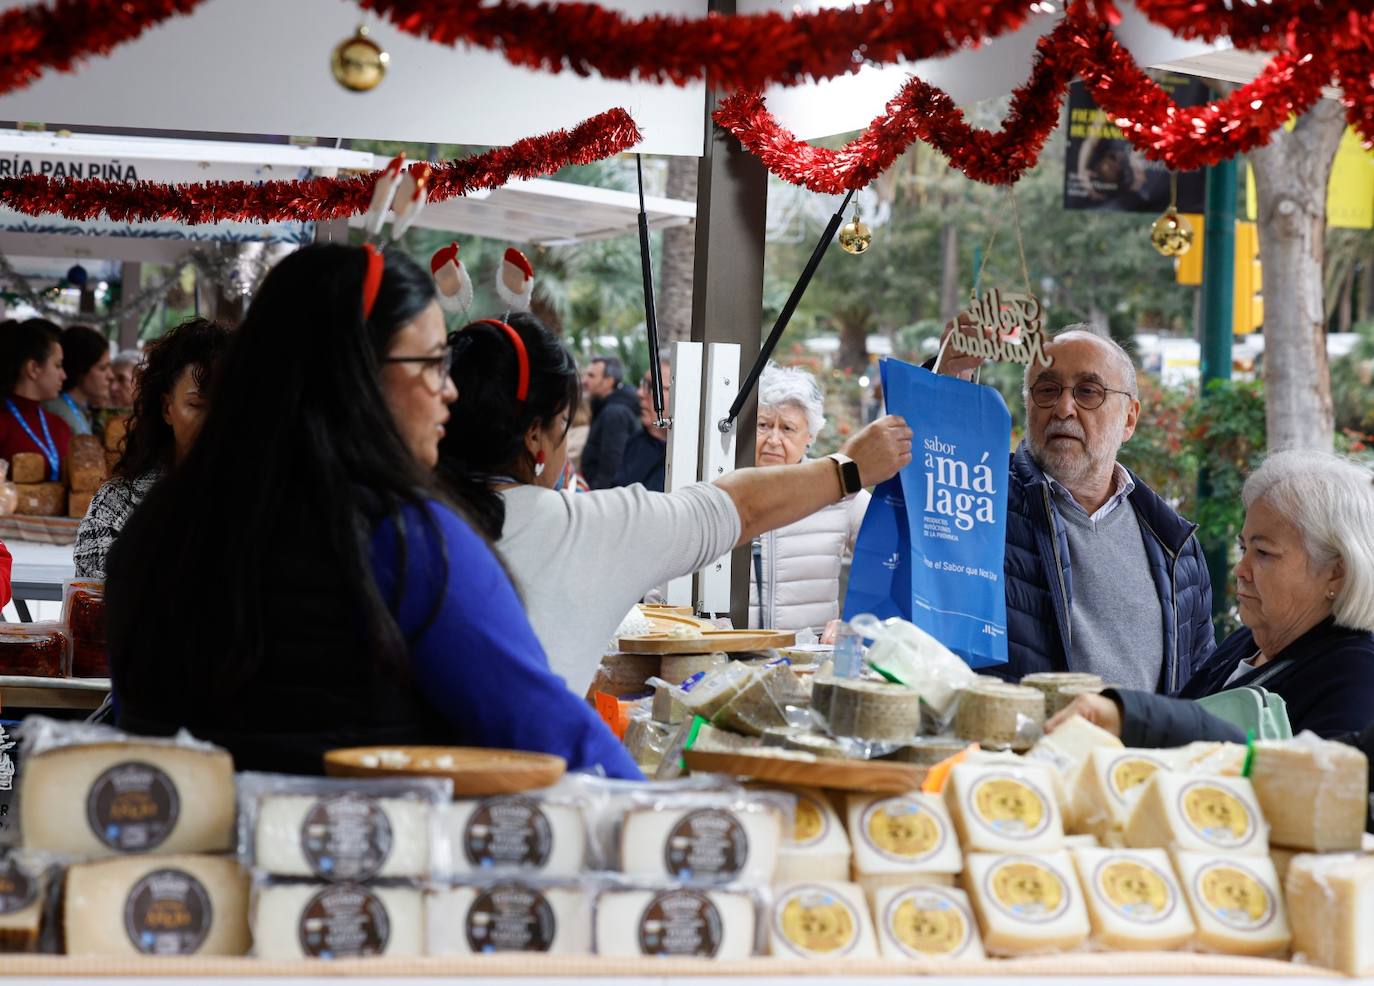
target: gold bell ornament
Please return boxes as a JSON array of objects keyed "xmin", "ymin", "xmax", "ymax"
[
  {"xmin": 331, "ymin": 25, "xmax": 389, "ymax": 93},
  {"xmin": 1150, "ymin": 207, "xmax": 1194, "ymax": 257},
  {"xmin": 838, "ymin": 208, "xmax": 872, "ymax": 255}
]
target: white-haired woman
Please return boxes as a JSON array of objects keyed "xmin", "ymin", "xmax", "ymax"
[
  {"xmin": 749, "ymin": 363, "xmax": 871, "ymax": 633},
  {"xmin": 1050, "ymin": 449, "xmax": 1374, "ymax": 743}
]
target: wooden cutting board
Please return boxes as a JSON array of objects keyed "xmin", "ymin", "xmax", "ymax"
[
  {"xmin": 324, "ymin": 745, "xmax": 566, "ymax": 797},
  {"xmin": 636, "ymin": 605, "xmax": 718, "ymax": 635},
  {"xmin": 617, "ymin": 628, "xmax": 796, "ymax": 655},
  {"xmin": 683, "ymin": 748, "xmax": 927, "ymax": 793}
]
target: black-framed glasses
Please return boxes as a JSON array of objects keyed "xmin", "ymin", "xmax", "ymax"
[
  {"xmin": 1029, "ymin": 379, "xmax": 1132, "ymax": 410},
  {"xmin": 384, "ymin": 346, "xmax": 453, "ymax": 391}
]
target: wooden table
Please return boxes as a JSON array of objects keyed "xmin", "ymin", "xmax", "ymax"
[{"xmin": 0, "ymin": 674, "xmax": 108, "ymax": 712}]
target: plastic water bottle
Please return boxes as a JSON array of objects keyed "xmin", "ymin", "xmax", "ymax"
[{"xmin": 832, "ymin": 621, "xmax": 864, "ymax": 679}]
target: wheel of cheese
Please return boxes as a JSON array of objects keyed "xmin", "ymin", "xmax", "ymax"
[
  {"xmin": 63, "ymin": 854, "xmax": 249, "ymax": 956},
  {"xmin": 963, "ymin": 851, "xmax": 1090, "ymax": 955},
  {"xmin": 827, "ymin": 680, "xmax": 921, "ymax": 742},
  {"xmin": 427, "ymin": 883, "xmax": 589, "ymax": 955},
  {"xmin": 873, "ymin": 884, "xmax": 985, "ymax": 961},
  {"xmin": 252, "ymin": 882, "xmax": 424, "ymax": 959},
  {"xmin": 954, "ymin": 682, "xmax": 1045, "ymax": 750},
  {"xmin": 1070, "ymin": 847, "xmax": 1194, "ymax": 951},
  {"xmin": 768, "ymin": 881, "xmax": 877, "ymax": 959},
  {"xmin": 254, "ymin": 794, "xmax": 432, "ymax": 881},
  {"xmin": 593, "ymin": 888, "xmax": 755, "ymax": 959},
  {"xmin": 944, "ymin": 762, "xmax": 1064, "ymax": 854},
  {"xmin": 20, "ymin": 741, "xmax": 235, "ymax": 857},
  {"xmin": 441, "ymin": 795, "xmax": 587, "ymax": 879},
  {"xmin": 1173, "ymin": 852, "xmax": 1290, "ymax": 957}
]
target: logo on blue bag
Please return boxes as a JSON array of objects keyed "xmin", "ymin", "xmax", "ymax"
[{"xmin": 922, "ymin": 437, "xmax": 996, "ymax": 535}]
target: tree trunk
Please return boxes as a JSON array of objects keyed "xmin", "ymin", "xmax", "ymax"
[
  {"xmin": 659, "ymin": 155, "xmax": 698, "ymax": 343},
  {"xmin": 1338, "ymin": 266, "xmax": 1354, "ymax": 334},
  {"xmin": 838, "ymin": 317, "xmax": 869, "ymax": 373},
  {"xmin": 1361, "ymin": 259, "xmax": 1374, "ymax": 324},
  {"xmin": 1250, "ymin": 100, "xmax": 1345, "ymax": 451},
  {"xmin": 939, "ymin": 223, "xmax": 961, "ymax": 321}
]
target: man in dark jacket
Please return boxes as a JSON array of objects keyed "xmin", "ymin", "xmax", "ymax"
[
  {"xmin": 613, "ymin": 359, "xmax": 671, "ymax": 492},
  {"xmin": 939, "ymin": 322, "xmax": 1213, "ymax": 695},
  {"xmin": 580, "ymin": 355, "xmax": 641, "ymax": 489}
]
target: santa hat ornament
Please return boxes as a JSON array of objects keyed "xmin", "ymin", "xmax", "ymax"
[
  {"xmin": 430, "ymin": 241, "xmax": 473, "ymax": 315},
  {"xmin": 495, "ymin": 247, "xmax": 535, "ymax": 312},
  {"xmin": 389, "ymin": 162, "xmax": 432, "ymax": 240},
  {"xmin": 363, "ymin": 153, "xmax": 406, "ymax": 237}
]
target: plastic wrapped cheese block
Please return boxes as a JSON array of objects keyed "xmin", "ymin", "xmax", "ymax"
[
  {"xmin": 769, "ymin": 881, "xmax": 877, "ymax": 959},
  {"xmin": 1069, "ymin": 748, "xmax": 1177, "ymax": 837},
  {"xmin": 595, "ymin": 887, "xmax": 755, "ymax": 958},
  {"xmin": 620, "ymin": 796, "xmax": 781, "ymax": 886},
  {"xmin": 945, "ymin": 762, "xmax": 1064, "ymax": 854},
  {"xmin": 1070, "ymin": 847, "xmax": 1194, "ymax": 951},
  {"xmin": 64, "ymin": 854, "xmax": 250, "ymax": 956},
  {"xmin": 1285, "ymin": 853, "xmax": 1374, "ymax": 976},
  {"xmin": 0, "ymin": 854, "xmax": 47, "ymax": 952},
  {"xmin": 1124, "ymin": 773, "xmax": 1267, "ymax": 855},
  {"xmin": 774, "ymin": 787, "xmax": 849, "ymax": 884},
  {"xmin": 255, "ymin": 795, "xmax": 432, "ymax": 881},
  {"xmin": 1027, "ymin": 715, "xmax": 1122, "ymax": 778},
  {"xmin": 1173, "ymin": 852, "xmax": 1290, "ymax": 956},
  {"xmin": 20, "ymin": 731, "xmax": 235, "ymax": 856},
  {"xmin": 252, "ymin": 882, "xmax": 424, "ymax": 959},
  {"xmin": 963, "ymin": 851, "xmax": 1089, "ymax": 955},
  {"xmin": 441, "ymin": 794, "xmax": 586, "ymax": 878},
  {"xmin": 1249, "ymin": 736, "xmax": 1368, "ymax": 852},
  {"xmin": 427, "ymin": 882, "xmax": 590, "ymax": 955},
  {"xmin": 847, "ymin": 792, "xmax": 961, "ymax": 877},
  {"xmin": 873, "ymin": 884, "xmax": 985, "ymax": 961}
]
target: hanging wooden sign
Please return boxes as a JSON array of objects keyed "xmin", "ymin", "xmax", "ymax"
[{"xmin": 948, "ymin": 287, "xmax": 1053, "ymax": 368}]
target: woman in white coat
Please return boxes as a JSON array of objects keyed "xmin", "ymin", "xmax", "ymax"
[{"xmin": 748, "ymin": 363, "xmax": 870, "ymax": 633}]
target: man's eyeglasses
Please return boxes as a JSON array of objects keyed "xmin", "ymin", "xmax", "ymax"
[
  {"xmin": 1029, "ymin": 380, "xmax": 1132, "ymax": 410},
  {"xmin": 383, "ymin": 346, "xmax": 453, "ymax": 392}
]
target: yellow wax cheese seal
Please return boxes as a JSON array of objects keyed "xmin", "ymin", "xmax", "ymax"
[
  {"xmin": 890, "ymin": 892, "xmax": 970, "ymax": 956},
  {"xmin": 1097, "ymin": 859, "xmax": 1173, "ymax": 922},
  {"xmin": 793, "ymin": 795, "xmax": 827, "ymax": 846},
  {"xmin": 1198, "ymin": 863, "xmax": 1273, "ymax": 929},
  {"xmin": 971, "ymin": 777, "xmax": 1046, "ymax": 836},
  {"xmin": 1110, "ymin": 758, "xmax": 1164, "ymax": 800},
  {"xmin": 864, "ymin": 799, "xmax": 943, "ymax": 861},
  {"xmin": 988, "ymin": 860, "xmax": 1067, "ymax": 922},
  {"xmin": 1181, "ymin": 783, "xmax": 1252, "ymax": 846},
  {"xmin": 777, "ymin": 888, "xmax": 858, "ymax": 956}
]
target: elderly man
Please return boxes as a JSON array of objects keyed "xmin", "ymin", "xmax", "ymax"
[{"xmin": 938, "ymin": 322, "xmax": 1213, "ymax": 694}]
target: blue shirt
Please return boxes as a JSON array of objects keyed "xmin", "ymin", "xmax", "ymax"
[{"xmin": 370, "ymin": 501, "xmax": 641, "ymax": 780}]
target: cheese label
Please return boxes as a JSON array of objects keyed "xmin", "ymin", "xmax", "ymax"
[
  {"xmin": 637, "ymin": 889, "xmax": 722, "ymax": 957},
  {"xmin": 967, "ymin": 776, "xmax": 1049, "ymax": 840},
  {"xmin": 883, "ymin": 888, "xmax": 975, "ymax": 958},
  {"xmin": 1194, "ymin": 862, "xmax": 1276, "ymax": 931},
  {"xmin": 1093, "ymin": 857, "xmax": 1177, "ymax": 924},
  {"xmin": 985, "ymin": 859, "xmax": 1069, "ymax": 923},
  {"xmin": 664, "ymin": 809, "xmax": 748, "ymax": 883},
  {"xmin": 87, "ymin": 761, "xmax": 180, "ymax": 852},
  {"xmin": 1108, "ymin": 757, "xmax": 1167, "ymax": 803},
  {"xmin": 465, "ymin": 882, "xmax": 555, "ymax": 953},
  {"xmin": 1178, "ymin": 782, "xmax": 1255, "ymax": 849},
  {"xmin": 792, "ymin": 795, "xmax": 829, "ymax": 847},
  {"xmin": 0, "ymin": 858, "xmax": 36, "ymax": 915},
  {"xmin": 465, "ymin": 797, "xmax": 553, "ymax": 869},
  {"xmin": 774, "ymin": 885, "xmax": 860, "ymax": 957},
  {"xmin": 300, "ymin": 795, "xmax": 393, "ymax": 882},
  {"xmin": 122, "ymin": 867, "xmax": 212, "ymax": 955},
  {"xmin": 298, "ymin": 884, "xmax": 391, "ymax": 958},
  {"xmin": 861, "ymin": 798, "xmax": 947, "ymax": 863}
]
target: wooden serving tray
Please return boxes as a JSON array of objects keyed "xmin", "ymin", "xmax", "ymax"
[
  {"xmin": 324, "ymin": 745, "xmax": 566, "ymax": 797},
  {"xmin": 637, "ymin": 605, "xmax": 718, "ymax": 635},
  {"xmin": 683, "ymin": 747, "xmax": 927, "ymax": 793},
  {"xmin": 617, "ymin": 628, "xmax": 796, "ymax": 654}
]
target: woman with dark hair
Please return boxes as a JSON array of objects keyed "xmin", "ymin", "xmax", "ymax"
[
  {"xmin": 73, "ymin": 318, "xmax": 230, "ymax": 579},
  {"xmin": 106, "ymin": 244, "xmax": 637, "ymax": 779},
  {"xmin": 46, "ymin": 324, "xmax": 112, "ymax": 436},
  {"xmin": 0, "ymin": 318, "xmax": 70, "ymax": 479},
  {"xmin": 438, "ymin": 313, "xmax": 913, "ymax": 697}
]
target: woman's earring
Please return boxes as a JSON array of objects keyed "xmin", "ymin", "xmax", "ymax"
[
  {"xmin": 534, "ymin": 451, "xmax": 546, "ymax": 478},
  {"xmin": 1327, "ymin": 590, "xmax": 1336, "ymax": 600}
]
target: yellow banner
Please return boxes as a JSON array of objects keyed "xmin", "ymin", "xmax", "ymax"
[{"xmin": 1245, "ymin": 126, "xmax": 1374, "ymax": 230}]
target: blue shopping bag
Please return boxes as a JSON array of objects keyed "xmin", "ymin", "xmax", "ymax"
[{"xmin": 844, "ymin": 357, "xmax": 1012, "ymax": 669}]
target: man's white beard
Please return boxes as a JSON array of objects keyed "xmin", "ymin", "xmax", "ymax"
[{"xmin": 1027, "ymin": 417, "xmax": 1122, "ymax": 487}]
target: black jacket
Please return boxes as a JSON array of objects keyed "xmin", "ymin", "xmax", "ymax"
[
  {"xmin": 612, "ymin": 428, "xmax": 666, "ymax": 492},
  {"xmin": 581, "ymin": 385, "xmax": 641, "ymax": 489},
  {"xmin": 1114, "ymin": 617, "xmax": 1374, "ymax": 746}
]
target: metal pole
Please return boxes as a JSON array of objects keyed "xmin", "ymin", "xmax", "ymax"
[
  {"xmin": 1198, "ymin": 157, "xmax": 1237, "ymax": 627},
  {"xmin": 635, "ymin": 154, "xmax": 668, "ymax": 427}
]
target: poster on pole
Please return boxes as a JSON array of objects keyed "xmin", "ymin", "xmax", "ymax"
[{"xmin": 1063, "ymin": 73, "xmax": 1208, "ymax": 214}]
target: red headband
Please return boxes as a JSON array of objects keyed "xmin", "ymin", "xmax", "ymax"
[
  {"xmin": 471, "ymin": 318, "xmax": 530, "ymax": 404},
  {"xmin": 361, "ymin": 243, "xmax": 384, "ymax": 319}
]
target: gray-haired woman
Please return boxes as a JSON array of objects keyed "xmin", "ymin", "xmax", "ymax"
[
  {"xmin": 1051, "ymin": 449, "xmax": 1374, "ymax": 742},
  {"xmin": 749, "ymin": 362, "xmax": 871, "ymax": 633}
]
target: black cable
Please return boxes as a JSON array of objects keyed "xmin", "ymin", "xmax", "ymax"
[{"xmin": 636, "ymin": 154, "xmax": 668, "ymax": 427}]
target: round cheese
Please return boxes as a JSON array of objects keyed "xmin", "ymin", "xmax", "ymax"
[
  {"xmin": 593, "ymin": 888, "xmax": 755, "ymax": 959},
  {"xmin": 847, "ymin": 792, "xmax": 962, "ymax": 876},
  {"xmin": 1070, "ymin": 847, "xmax": 1195, "ymax": 951},
  {"xmin": 873, "ymin": 884, "xmax": 985, "ymax": 961},
  {"xmin": 963, "ymin": 851, "xmax": 1090, "ymax": 955},
  {"xmin": 426, "ymin": 883, "xmax": 589, "ymax": 955}
]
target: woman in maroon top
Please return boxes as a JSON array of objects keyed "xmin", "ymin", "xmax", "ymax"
[{"xmin": 0, "ymin": 319, "xmax": 72, "ymax": 481}]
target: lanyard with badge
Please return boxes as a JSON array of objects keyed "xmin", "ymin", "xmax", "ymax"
[
  {"xmin": 6, "ymin": 400, "xmax": 60, "ymax": 481},
  {"xmin": 58, "ymin": 392, "xmax": 92, "ymax": 435}
]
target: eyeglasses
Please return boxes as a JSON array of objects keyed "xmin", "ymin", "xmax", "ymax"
[
  {"xmin": 383, "ymin": 346, "xmax": 453, "ymax": 392},
  {"xmin": 1029, "ymin": 379, "xmax": 1132, "ymax": 410}
]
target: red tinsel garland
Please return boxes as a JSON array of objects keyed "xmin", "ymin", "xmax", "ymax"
[
  {"xmin": 0, "ymin": 108, "xmax": 640, "ymax": 224},
  {"xmin": 0, "ymin": 0, "xmax": 208, "ymax": 97}
]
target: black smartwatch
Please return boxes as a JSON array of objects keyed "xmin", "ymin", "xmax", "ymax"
[{"xmin": 826, "ymin": 452, "xmax": 863, "ymax": 496}]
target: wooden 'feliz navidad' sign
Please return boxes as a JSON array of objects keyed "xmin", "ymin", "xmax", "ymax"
[{"xmin": 948, "ymin": 287, "xmax": 1054, "ymax": 368}]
